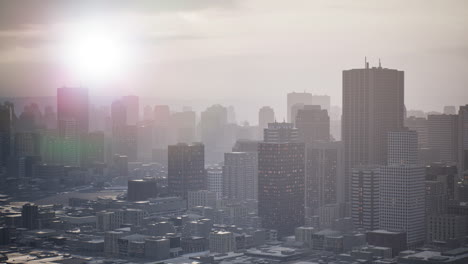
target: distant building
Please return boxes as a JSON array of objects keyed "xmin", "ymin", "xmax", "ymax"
[
  {"xmin": 0, "ymin": 102, "xmax": 15, "ymax": 167},
  {"xmin": 22, "ymin": 203, "xmax": 39, "ymax": 230},
  {"xmin": 258, "ymin": 106, "xmax": 275, "ymax": 136},
  {"xmin": 122, "ymin": 95, "xmax": 139, "ymax": 125},
  {"xmin": 287, "ymin": 92, "xmax": 312, "ymax": 122},
  {"xmin": 427, "ymin": 215, "xmax": 467, "ymax": 244},
  {"xmin": 295, "ymin": 105, "xmax": 330, "ymax": 144},
  {"xmin": 366, "ymin": 230, "xmax": 407, "ymax": 257},
  {"xmin": 379, "ymin": 130, "xmax": 426, "ymax": 247},
  {"xmin": 223, "ymin": 152, "xmax": 258, "ymax": 201},
  {"xmin": 351, "ymin": 166, "xmax": 380, "ymax": 231},
  {"xmin": 258, "ymin": 122, "xmax": 305, "ymax": 237},
  {"xmin": 209, "ymin": 231, "xmax": 235, "ymax": 253},
  {"xmin": 458, "ymin": 105, "xmax": 468, "ymax": 179},
  {"xmin": 342, "ymin": 62, "xmax": 404, "ymax": 202},
  {"xmin": 207, "ymin": 167, "xmax": 223, "ymax": 199},
  {"xmin": 405, "ymin": 116, "xmax": 428, "ymax": 148},
  {"xmin": 188, "ymin": 190, "xmax": 217, "ymax": 208},
  {"xmin": 428, "ymin": 114, "xmax": 459, "ymax": 163},
  {"xmin": 168, "ymin": 143, "xmax": 206, "ymax": 199},
  {"xmin": 127, "ymin": 178, "xmax": 158, "ymax": 201}
]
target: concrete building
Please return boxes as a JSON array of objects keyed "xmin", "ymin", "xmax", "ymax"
[
  {"xmin": 258, "ymin": 106, "xmax": 275, "ymax": 139},
  {"xmin": 295, "ymin": 105, "xmax": 330, "ymax": 144},
  {"xmin": 209, "ymin": 231, "xmax": 236, "ymax": 253},
  {"xmin": 428, "ymin": 114, "xmax": 459, "ymax": 163},
  {"xmin": 188, "ymin": 190, "xmax": 217, "ymax": 209},
  {"xmin": 342, "ymin": 62, "xmax": 404, "ymax": 202},
  {"xmin": 379, "ymin": 130, "xmax": 426, "ymax": 247},
  {"xmin": 223, "ymin": 152, "xmax": 258, "ymax": 201},
  {"xmin": 168, "ymin": 143, "xmax": 205, "ymax": 199},
  {"xmin": 287, "ymin": 92, "xmax": 312, "ymax": 122},
  {"xmin": 258, "ymin": 122, "xmax": 305, "ymax": 237},
  {"xmin": 458, "ymin": 105, "xmax": 468, "ymax": 179},
  {"xmin": 427, "ymin": 215, "xmax": 467, "ymax": 244},
  {"xmin": 351, "ymin": 166, "xmax": 380, "ymax": 231},
  {"xmin": 127, "ymin": 178, "xmax": 158, "ymax": 201},
  {"xmin": 207, "ymin": 167, "xmax": 223, "ymax": 199}
]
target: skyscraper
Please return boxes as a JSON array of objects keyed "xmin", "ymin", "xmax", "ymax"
[
  {"xmin": 200, "ymin": 105, "xmax": 228, "ymax": 163},
  {"xmin": 122, "ymin": 95, "xmax": 139, "ymax": 125},
  {"xmin": 427, "ymin": 114, "xmax": 458, "ymax": 163},
  {"xmin": 168, "ymin": 143, "xmax": 206, "ymax": 200},
  {"xmin": 0, "ymin": 102, "xmax": 15, "ymax": 167},
  {"xmin": 458, "ymin": 105, "xmax": 468, "ymax": 179},
  {"xmin": 404, "ymin": 116, "xmax": 428, "ymax": 149},
  {"xmin": 222, "ymin": 152, "xmax": 258, "ymax": 201},
  {"xmin": 305, "ymin": 141, "xmax": 344, "ymax": 217},
  {"xmin": 258, "ymin": 106, "xmax": 275, "ymax": 138},
  {"xmin": 379, "ymin": 130, "xmax": 426, "ymax": 247},
  {"xmin": 57, "ymin": 87, "xmax": 89, "ymax": 135},
  {"xmin": 342, "ymin": 61, "xmax": 404, "ymax": 202},
  {"xmin": 287, "ymin": 92, "xmax": 312, "ymax": 122},
  {"xmin": 311, "ymin": 95, "xmax": 331, "ymax": 112},
  {"xmin": 295, "ymin": 105, "xmax": 330, "ymax": 144},
  {"xmin": 258, "ymin": 122, "xmax": 305, "ymax": 237},
  {"xmin": 351, "ymin": 166, "xmax": 380, "ymax": 231},
  {"xmin": 22, "ymin": 203, "xmax": 39, "ymax": 230}
]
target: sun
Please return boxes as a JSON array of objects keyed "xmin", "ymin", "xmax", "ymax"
[{"xmin": 60, "ymin": 22, "xmax": 130, "ymax": 82}]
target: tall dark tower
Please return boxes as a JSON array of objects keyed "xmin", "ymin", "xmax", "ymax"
[
  {"xmin": 168, "ymin": 143, "xmax": 206, "ymax": 200},
  {"xmin": 0, "ymin": 102, "xmax": 15, "ymax": 167},
  {"xmin": 342, "ymin": 60, "xmax": 404, "ymax": 202},
  {"xmin": 258, "ymin": 122, "xmax": 305, "ymax": 237}
]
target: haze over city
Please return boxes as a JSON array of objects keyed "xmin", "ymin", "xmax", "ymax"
[{"xmin": 1, "ymin": 1, "xmax": 468, "ymax": 264}]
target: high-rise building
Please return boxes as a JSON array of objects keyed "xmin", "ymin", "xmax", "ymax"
[
  {"xmin": 428, "ymin": 114, "xmax": 459, "ymax": 163},
  {"xmin": 22, "ymin": 203, "xmax": 39, "ymax": 230},
  {"xmin": 258, "ymin": 106, "xmax": 275, "ymax": 139},
  {"xmin": 295, "ymin": 105, "xmax": 330, "ymax": 144},
  {"xmin": 200, "ymin": 105, "xmax": 228, "ymax": 163},
  {"xmin": 287, "ymin": 92, "xmax": 312, "ymax": 122},
  {"xmin": 0, "ymin": 102, "xmax": 15, "ymax": 167},
  {"xmin": 122, "ymin": 95, "xmax": 139, "ymax": 125},
  {"xmin": 223, "ymin": 152, "xmax": 258, "ymax": 201},
  {"xmin": 153, "ymin": 105, "xmax": 171, "ymax": 149},
  {"xmin": 168, "ymin": 143, "xmax": 205, "ymax": 199},
  {"xmin": 58, "ymin": 119, "xmax": 81, "ymax": 166},
  {"xmin": 83, "ymin": 131, "xmax": 105, "ymax": 165},
  {"xmin": 458, "ymin": 105, "xmax": 468, "ymax": 179},
  {"xmin": 351, "ymin": 166, "xmax": 380, "ymax": 231},
  {"xmin": 127, "ymin": 178, "xmax": 158, "ymax": 201},
  {"xmin": 14, "ymin": 132, "xmax": 40, "ymax": 157},
  {"xmin": 209, "ymin": 231, "xmax": 235, "ymax": 253},
  {"xmin": 111, "ymin": 101, "xmax": 137, "ymax": 161},
  {"xmin": 342, "ymin": 61, "xmax": 404, "ymax": 202},
  {"xmin": 57, "ymin": 87, "xmax": 89, "ymax": 135},
  {"xmin": 444, "ymin": 106, "xmax": 457, "ymax": 115},
  {"xmin": 404, "ymin": 116, "xmax": 428, "ymax": 148},
  {"xmin": 311, "ymin": 95, "xmax": 331, "ymax": 112},
  {"xmin": 171, "ymin": 110, "xmax": 196, "ymax": 144},
  {"xmin": 305, "ymin": 141, "xmax": 344, "ymax": 217},
  {"xmin": 207, "ymin": 167, "xmax": 223, "ymax": 199},
  {"xmin": 258, "ymin": 122, "xmax": 305, "ymax": 237},
  {"xmin": 379, "ymin": 130, "xmax": 426, "ymax": 247}
]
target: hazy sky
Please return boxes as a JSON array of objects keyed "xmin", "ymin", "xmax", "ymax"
[{"xmin": 0, "ymin": 0, "xmax": 467, "ymax": 121}]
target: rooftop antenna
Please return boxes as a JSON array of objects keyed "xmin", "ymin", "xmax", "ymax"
[{"xmin": 365, "ymin": 56, "xmax": 369, "ymax": 69}]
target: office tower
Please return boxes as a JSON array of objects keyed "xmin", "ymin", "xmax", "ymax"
[
  {"xmin": 143, "ymin": 105, "xmax": 154, "ymax": 122},
  {"xmin": 22, "ymin": 203, "xmax": 39, "ymax": 230},
  {"xmin": 427, "ymin": 215, "xmax": 467, "ymax": 244},
  {"xmin": 351, "ymin": 166, "xmax": 380, "ymax": 231},
  {"xmin": 459, "ymin": 105, "xmax": 468, "ymax": 179},
  {"xmin": 59, "ymin": 119, "xmax": 81, "ymax": 166},
  {"xmin": 127, "ymin": 178, "xmax": 158, "ymax": 201},
  {"xmin": 43, "ymin": 105, "xmax": 56, "ymax": 130},
  {"xmin": 425, "ymin": 181, "xmax": 447, "ymax": 215},
  {"xmin": 83, "ymin": 131, "xmax": 105, "ymax": 165},
  {"xmin": 171, "ymin": 110, "xmax": 196, "ymax": 144},
  {"xmin": 168, "ymin": 143, "xmax": 205, "ymax": 199},
  {"xmin": 311, "ymin": 95, "xmax": 331, "ymax": 112},
  {"xmin": 153, "ymin": 105, "xmax": 170, "ymax": 149},
  {"xmin": 209, "ymin": 231, "xmax": 235, "ymax": 253},
  {"xmin": 122, "ymin": 95, "xmax": 139, "ymax": 125},
  {"xmin": 14, "ymin": 132, "xmax": 40, "ymax": 157},
  {"xmin": 137, "ymin": 123, "xmax": 154, "ymax": 161},
  {"xmin": 258, "ymin": 122, "xmax": 305, "ymax": 237},
  {"xmin": 57, "ymin": 87, "xmax": 89, "ymax": 134},
  {"xmin": 232, "ymin": 139, "xmax": 259, "ymax": 153},
  {"xmin": 379, "ymin": 130, "xmax": 426, "ymax": 247},
  {"xmin": 0, "ymin": 102, "xmax": 15, "ymax": 167},
  {"xmin": 227, "ymin": 105, "xmax": 236, "ymax": 124},
  {"xmin": 295, "ymin": 105, "xmax": 330, "ymax": 144},
  {"xmin": 404, "ymin": 116, "xmax": 428, "ymax": 149},
  {"xmin": 287, "ymin": 92, "xmax": 312, "ymax": 122},
  {"xmin": 426, "ymin": 163, "xmax": 457, "ymax": 201},
  {"xmin": 223, "ymin": 152, "xmax": 258, "ymax": 201},
  {"xmin": 113, "ymin": 154, "xmax": 128, "ymax": 177},
  {"xmin": 200, "ymin": 105, "xmax": 228, "ymax": 163},
  {"xmin": 263, "ymin": 122, "xmax": 299, "ymax": 143},
  {"xmin": 188, "ymin": 190, "xmax": 217, "ymax": 208},
  {"xmin": 18, "ymin": 156, "xmax": 41, "ymax": 178},
  {"xmin": 111, "ymin": 101, "xmax": 137, "ymax": 161},
  {"xmin": 428, "ymin": 114, "xmax": 458, "ymax": 163},
  {"xmin": 342, "ymin": 61, "xmax": 404, "ymax": 202},
  {"xmin": 444, "ymin": 106, "xmax": 457, "ymax": 115},
  {"xmin": 207, "ymin": 167, "xmax": 223, "ymax": 199},
  {"xmin": 306, "ymin": 141, "xmax": 344, "ymax": 217},
  {"xmin": 258, "ymin": 106, "xmax": 275, "ymax": 132}
]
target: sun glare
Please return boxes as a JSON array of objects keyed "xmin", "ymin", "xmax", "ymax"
[{"xmin": 60, "ymin": 22, "xmax": 130, "ymax": 82}]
